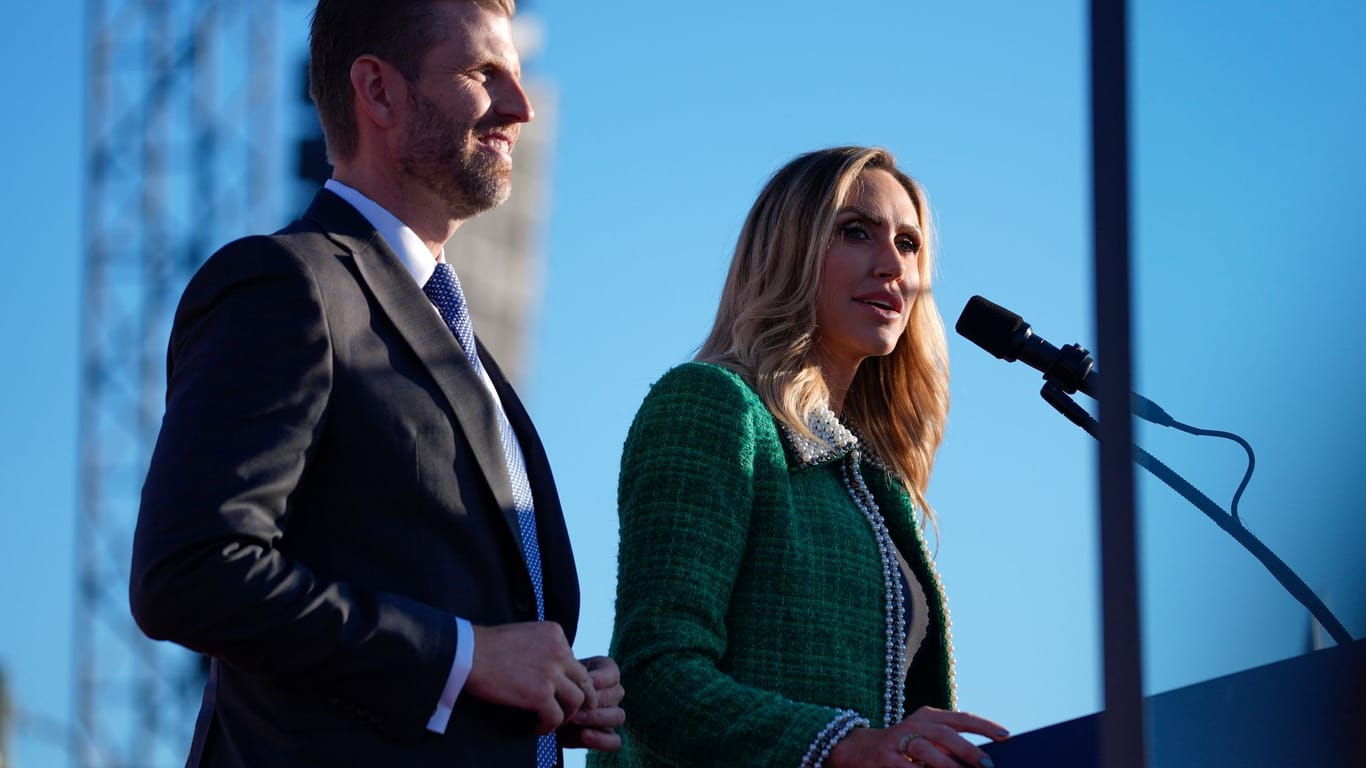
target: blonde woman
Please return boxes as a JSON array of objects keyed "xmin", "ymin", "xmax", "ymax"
[{"xmin": 591, "ymin": 147, "xmax": 1009, "ymax": 768}]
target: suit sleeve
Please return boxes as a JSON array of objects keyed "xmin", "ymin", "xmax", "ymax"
[
  {"xmin": 609, "ymin": 364, "xmax": 862, "ymax": 768},
  {"xmin": 130, "ymin": 236, "xmax": 456, "ymax": 734}
]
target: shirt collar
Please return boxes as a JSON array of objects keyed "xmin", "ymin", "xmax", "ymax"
[{"xmin": 324, "ymin": 178, "xmax": 445, "ymax": 286}]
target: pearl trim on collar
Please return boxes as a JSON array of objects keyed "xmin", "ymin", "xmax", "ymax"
[{"xmin": 781, "ymin": 405, "xmax": 859, "ymax": 466}]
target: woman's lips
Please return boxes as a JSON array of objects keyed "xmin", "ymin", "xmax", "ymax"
[{"xmin": 853, "ymin": 291, "xmax": 904, "ymax": 315}]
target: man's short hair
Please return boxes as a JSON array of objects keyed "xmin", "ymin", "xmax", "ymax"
[{"xmin": 308, "ymin": 0, "xmax": 516, "ymax": 163}]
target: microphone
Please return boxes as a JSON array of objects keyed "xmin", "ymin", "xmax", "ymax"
[
  {"xmin": 955, "ymin": 295, "xmax": 1098, "ymax": 397},
  {"xmin": 954, "ymin": 295, "xmax": 1172, "ymax": 425}
]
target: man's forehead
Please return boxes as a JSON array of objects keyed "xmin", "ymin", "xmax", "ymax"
[{"xmin": 427, "ymin": 2, "xmax": 520, "ymax": 65}]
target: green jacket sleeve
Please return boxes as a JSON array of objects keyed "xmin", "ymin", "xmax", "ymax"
[{"xmin": 608, "ymin": 363, "xmax": 862, "ymax": 768}]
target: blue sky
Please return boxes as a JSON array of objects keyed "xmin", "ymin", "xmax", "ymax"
[{"xmin": 2, "ymin": 1, "xmax": 1362, "ymax": 766}]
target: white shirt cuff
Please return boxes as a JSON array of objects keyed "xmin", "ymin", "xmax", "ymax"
[{"xmin": 426, "ymin": 617, "xmax": 475, "ymax": 733}]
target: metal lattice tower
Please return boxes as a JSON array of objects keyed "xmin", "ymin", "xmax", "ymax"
[{"xmin": 75, "ymin": 1, "xmax": 283, "ymax": 765}]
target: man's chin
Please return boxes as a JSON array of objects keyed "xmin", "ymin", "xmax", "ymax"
[{"xmin": 447, "ymin": 179, "xmax": 511, "ymax": 219}]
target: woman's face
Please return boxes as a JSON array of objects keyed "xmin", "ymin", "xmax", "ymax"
[{"xmin": 812, "ymin": 168, "xmax": 922, "ymax": 379}]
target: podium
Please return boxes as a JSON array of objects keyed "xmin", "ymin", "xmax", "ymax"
[{"xmin": 981, "ymin": 638, "xmax": 1365, "ymax": 766}]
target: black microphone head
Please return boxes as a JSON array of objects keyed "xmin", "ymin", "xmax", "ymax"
[{"xmin": 955, "ymin": 295, "xmax": 1026, "ymax": 360}]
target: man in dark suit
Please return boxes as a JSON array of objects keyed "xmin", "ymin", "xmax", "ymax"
[{"xmin": 129, "ymin": 1, "xmax": 624, "ymax": 765}]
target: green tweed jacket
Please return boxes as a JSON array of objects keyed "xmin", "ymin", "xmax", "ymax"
[{"xmin": 589, "ymin": 362, "xmax": 954, "ymax": 768}]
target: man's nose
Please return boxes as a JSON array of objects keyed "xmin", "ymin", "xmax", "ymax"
[{"xmin": 495, "ymin": 77, "xmax": 534, "ymax": 124}]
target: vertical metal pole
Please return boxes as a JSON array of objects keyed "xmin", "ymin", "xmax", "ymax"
[
  {"xmin": 75, "ymin": 0, "xmax": 107, "ymax": 764},
  {"xmin": 1090, "ymin": 1, "xmax": 1146, "ymax": 768},
  {"xmin": 137, "ymin": 0, "xmax": 174, "ymax": 763},
  {"xmin": 248, "ymin": 0, "xmax": 279, "ymax": 235}
]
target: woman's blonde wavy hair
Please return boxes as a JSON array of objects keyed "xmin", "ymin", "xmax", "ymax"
[{"xmin": 697, "ymin": 146, "xmax": 950, "ymax": 521}]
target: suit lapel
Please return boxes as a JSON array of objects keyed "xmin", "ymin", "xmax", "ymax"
[{"xmin": 300, "ymin": 190, "xmax": 524, "ymax": 547}]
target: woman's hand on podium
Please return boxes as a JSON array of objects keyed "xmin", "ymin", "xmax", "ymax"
[{"xmin": 826, "ymin": 705, "xmax": 1010, "ymax": 768}]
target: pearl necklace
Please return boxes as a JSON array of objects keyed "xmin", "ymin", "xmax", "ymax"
[{"xmin": 840, "ymin": 451, "xmax": 908, "ymax": 725}]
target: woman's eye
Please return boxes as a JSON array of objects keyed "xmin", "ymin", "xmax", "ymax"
[
  {"xmin": 841, "ymin": 223, "xmax": 870, "ymax": 240},
  {"xmin": 897, "ymin": 237, "xmax": 921, "ymax": 254}
]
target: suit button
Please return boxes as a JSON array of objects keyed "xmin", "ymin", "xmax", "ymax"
[{"xmin": 514, "ymin": 598, "xmax": 532, "ymax": 615}]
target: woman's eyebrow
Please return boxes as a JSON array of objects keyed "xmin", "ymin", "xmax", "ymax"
[
  {"xmin": 837, "ymin": 205, "xmax": 922, "ymax": 236},
  {"xmin": 836, "ymin": 205, "xmax": 881, "ymax": 224}
]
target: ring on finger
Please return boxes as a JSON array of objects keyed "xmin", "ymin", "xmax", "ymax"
[{"xmin": 898, "ymin": 732, "xmax": 924, "ymax": 757}]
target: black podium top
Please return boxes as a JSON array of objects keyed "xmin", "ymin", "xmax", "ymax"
[{"xmin": 982, "ymin": 638, "xmax": 1365, "ymax": 767}]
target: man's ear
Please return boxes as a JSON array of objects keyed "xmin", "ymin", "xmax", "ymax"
[{"xmin": 349, "ymin": 54, "xmax": 407, "ymax": 131}]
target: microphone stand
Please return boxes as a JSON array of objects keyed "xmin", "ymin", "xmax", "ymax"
[{"xmin": 1039, "ymin": 381, "xmax": 1353, "ymax": 647}]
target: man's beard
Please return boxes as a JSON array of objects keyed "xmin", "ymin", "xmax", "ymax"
[{"xmin": 399, "ymin": 89, "xmax": 513, "ymax": 221}]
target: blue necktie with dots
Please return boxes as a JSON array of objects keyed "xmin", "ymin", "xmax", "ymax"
[{"xmin": 424, "ymin": 262, "xmax": 557, "ymax": 768}]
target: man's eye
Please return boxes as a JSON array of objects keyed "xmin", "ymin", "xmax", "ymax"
[{"xmin": 465, "ymin": 66, "xmax": 495, "ymax": 82}]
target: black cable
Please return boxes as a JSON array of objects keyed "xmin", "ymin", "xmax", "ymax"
[{"xmin": 1165, "ymin": 421, "xmax": 1254, "ymax": 523}]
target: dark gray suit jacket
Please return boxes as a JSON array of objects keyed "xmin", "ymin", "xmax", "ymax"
[{"xmin": 131, "ymin": 189, "xmax": 579, "ymax": 767}]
